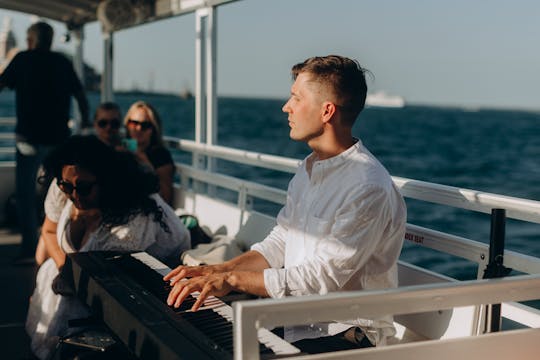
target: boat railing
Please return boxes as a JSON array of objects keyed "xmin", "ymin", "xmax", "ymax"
[
  {"xmin": 0, "ymin": 117, "xmax": 15, "ymax": 126},
  {"xmin": 176, "ymin": 162, "xmax": 287, "ymax": 207},
  {"xmin": 0, "ymin": 121, "xmax": 538, "ymax": 357},
  {"xmin": 165, "ymin": 136, "xmax": 540, "ymax": 223},
  {"xmin": 232, "ymin": 274, "xmax": 540, "ymax": 360},
  {"xmin": 0, "ymin": 126, "xmax": 531, "ymax": 225},
  {"xmin": 165, "ymin": 137, "xmax": 540, "ymax": 278},
  {"xmin": 168, "ymin": 145, "xmax": 540, "ymax": 350},
  {"xmin": 0, "ymin": 131, "xmax": 536, "ymax": 277},
  {"xmin": 165, "ymin": 137, "xmax": 300, "ymax": 174},
  {"xmin": 169, "ymin": 140, "xmax": 540, "ymax": 350}
]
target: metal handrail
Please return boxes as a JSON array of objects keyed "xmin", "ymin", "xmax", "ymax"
[
  {"xmin": 405, "ymin": 223, "xmax": 540, "ymax": 275},
  {"xmin": 393, "ymin": 177, "xmax": 540, "ymax": 224},
  {"xmin": 233, "ymin": 274, "xmax": 540, "ymax": 360},
  {"xmin": 165, "ymin": 137, "xmax": 300, "ymax": 173},
  {"xmin": 176, "ymin": 163, "xmax": 287, "ymax": 205},
  {"xmin": 0, "ymin": 117, "xmax": 16, "ymax": 126},
  {"xmin": 165, "ymin": 136, "xmax": 540, "ymax": 224},
  {"xmin": 0, "ymin": 133, "xmax": 538, "ymax": 225},
  {"xmin": 0, "ymin": 131, "xmax": 535, "ymax": 224},
  {"xmin": 176, "ymin": 162, "xmax": 540, "ymax": 276}
]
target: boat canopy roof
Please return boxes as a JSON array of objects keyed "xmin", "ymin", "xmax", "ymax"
[
  {"xmin": 0, "ymin": 0, "xmax": 98, "ymax": 27},
  {"xmin": 0, "ymin": 0, "xmax": 238, "ymax": 30}
]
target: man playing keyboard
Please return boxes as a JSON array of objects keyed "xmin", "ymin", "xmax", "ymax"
[{"xmin": 165, "ymin": 55, "xmax": 407, "ymax": 354}]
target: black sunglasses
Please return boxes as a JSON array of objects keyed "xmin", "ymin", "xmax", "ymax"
[
  {"xmin": 57, "ymin": 179, "xmax": 97, "ymax": 197},
  {"xmin": 96, "ymin": 118, "xmax": 121, "ymax": 129},
  {"xmin": 127, "ymin": 119, "xmax": 153, "ymax": 131}
]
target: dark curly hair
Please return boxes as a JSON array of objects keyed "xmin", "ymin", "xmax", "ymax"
[{"xmin": 41, "ymin": 135, "xmax": 169, "ymax": 232}]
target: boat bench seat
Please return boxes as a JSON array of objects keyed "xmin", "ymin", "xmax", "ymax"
[
  {"xmin": 175, "ymin": 188, "xmax": 276, "ymax": 249},
  {"xmin": 391, "ymin": 261, "xmax": 479, "ymax": 344}
]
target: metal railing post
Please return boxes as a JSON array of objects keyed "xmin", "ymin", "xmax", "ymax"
[{"xmin": 483, "ymin": 208, "xmax": 510, "ymax": 333}]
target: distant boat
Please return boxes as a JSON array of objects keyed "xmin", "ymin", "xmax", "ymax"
[
  {"xmin": 366, "ymin": 91, "xmax": 405, "ymax": 108},
  {"xmin": 179, "ymin": 88, "xmax": 194, "ymax": 100}
]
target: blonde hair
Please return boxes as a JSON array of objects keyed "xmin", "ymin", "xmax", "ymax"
[{"xmin": 124, "ymin": 101, "xmax": 164, "ymax": 147}]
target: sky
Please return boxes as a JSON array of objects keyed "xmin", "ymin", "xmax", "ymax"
[{"xmin": 1, "ymin": 0, "xmax": 539, "ymax": 110}]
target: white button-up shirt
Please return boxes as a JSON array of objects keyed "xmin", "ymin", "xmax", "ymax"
[{"xmin": 251, "ymin": 139, "xmax": 406, "ymax": 345}]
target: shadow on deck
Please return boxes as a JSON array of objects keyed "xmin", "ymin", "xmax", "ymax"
[{"xmin": 0, "ymin": 229, "xmax": 37, "ymax": 359}]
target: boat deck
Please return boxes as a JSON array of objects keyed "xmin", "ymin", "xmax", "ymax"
[{"xmin": 0, "ymin": 229, "xmax": 36, "ymax": 359}]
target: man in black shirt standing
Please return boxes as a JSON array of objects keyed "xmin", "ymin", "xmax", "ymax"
[{"xmin": 0, "ymin": 21, "xmax": 89, "ymax": 262}]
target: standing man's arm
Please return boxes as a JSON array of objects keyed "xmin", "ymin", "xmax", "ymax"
[{"xmin": 0, "ymin": 54, "xmax": 18, "ymax": 92}]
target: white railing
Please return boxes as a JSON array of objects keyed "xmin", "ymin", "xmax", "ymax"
[
  {"xmin": 0, "ymin": 131, "xmax": 533, "ymax": 224},
  {"xmin": 177, "ymin": 163, "xmax": 287, "ymax": 208},
  {"xmin": 0, "ymin": 128, "xmax": 538, "ymax": 357},
  {"xmin": 165, "ymin": 137, "xmax": 540, "ymax": 224},
  {"xmin": 176, "ymin": 163, "xmax": 540, "ymax": 278},
  {"xmin": 393, "ymin": 177, "xmax": 540, "ymax": 224},
  {"xmin": 0, "ymin": 118, "xmax": 16, "ymax": 156},
  {"xmin": 0, "ymin": 135, "xmax": 538, "ymax": 275},
  {"xmin": 233, "ymin": 274, "xmax": 540, "ymax": 360},
  {"xmin": 168, "ymin": 139, "xmax": 540, "ymax": 276},
  {"xmin": 169, "ymin": 139, "xmax": 540, "ymax": 359},
  {"xmin": 165, "ymin": 137, "xmax": 300, "ymax": 174},
  {"xmin": 0, "ymin": 117, "xmax": 16, "ymax": 126}
]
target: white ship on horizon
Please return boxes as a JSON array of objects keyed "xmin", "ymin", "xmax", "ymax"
[{"xmin": 366, "ymin": 90, "xmax": 405, "ymax": 108}]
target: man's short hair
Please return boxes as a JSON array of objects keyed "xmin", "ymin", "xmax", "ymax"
[
  {"xmin": 27, "ymin": 22, "xmax": 54, "ymax": 50},
  {"xmin": 94, "ymin": 102, "xmax": 121, "ymax": 121},
  {"xmin": 291, "ymin": 55, "xmax": 368, "ymax": 126}
]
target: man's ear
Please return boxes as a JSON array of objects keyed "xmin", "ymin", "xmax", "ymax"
[{"xmin": 321, "ymin": 101, "xmax": 337, "ymax": 124}]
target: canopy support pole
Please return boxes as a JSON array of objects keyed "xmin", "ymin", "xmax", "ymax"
[
  {"xmin": 101, "ymin": 31, "xmax": 114, "ymax": 102},
  {"xmin": 194, "ymin": 6, "xmax": 218, "ymax": 193},
  {"xmin": 71, "ymin": 25, "xmax": 84, "ymax": 132}
]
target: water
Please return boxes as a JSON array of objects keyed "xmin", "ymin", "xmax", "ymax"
[{"xmin": 2, "ymin": 90, "xmax": 540, "ymax": 279}]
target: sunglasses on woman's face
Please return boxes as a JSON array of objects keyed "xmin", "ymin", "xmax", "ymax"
[
  {"xmin": 57, "ymin": 179, "xmax": 97, "ymax": 197},
  {"xmin": 96, "ymin": 118, "xmax": 121, "ymax": 129},
  {"xmin": 127, "ymin": 119, "xmax": 153, "ymax": 131}
]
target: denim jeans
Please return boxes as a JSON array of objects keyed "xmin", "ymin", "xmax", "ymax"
[{"xmin": 16, "ymin": 144, "xmax": 51, "ymax": 257}]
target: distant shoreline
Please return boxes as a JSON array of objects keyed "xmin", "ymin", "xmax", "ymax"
[{"xmin": 0, "ymin": 89, "xmax": 537, "ymax": 113}]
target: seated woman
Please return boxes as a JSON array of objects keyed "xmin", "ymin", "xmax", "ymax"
[
  {"xmin": 34, "ymin": 102, "xmax": 124, "ymax": 265},
  {"xmin": 124, "ymin": 101, "xmax": 175, "ymax": 205},
  {"xmin": 26, "ymin": 135, "xmax": 190, "ymax": 360}
]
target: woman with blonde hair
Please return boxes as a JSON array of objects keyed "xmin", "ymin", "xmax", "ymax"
[{"xmin": 124, "ymin": 100, "xmax": 175, "ymax": 205}]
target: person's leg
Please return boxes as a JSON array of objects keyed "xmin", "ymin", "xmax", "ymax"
[{"xmin": 291, "ymin": 327, "xmax": 374, "ymax": 354}]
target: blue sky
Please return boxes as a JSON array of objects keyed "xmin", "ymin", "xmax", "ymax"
[{"xmin": 1, "ymin": 0, "xmax": 539, "ymax": 110}]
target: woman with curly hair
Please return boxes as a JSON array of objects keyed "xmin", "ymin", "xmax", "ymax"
[{"xmin": 26, "ymin": 135, "xmax": 190, "ymax": 359}]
